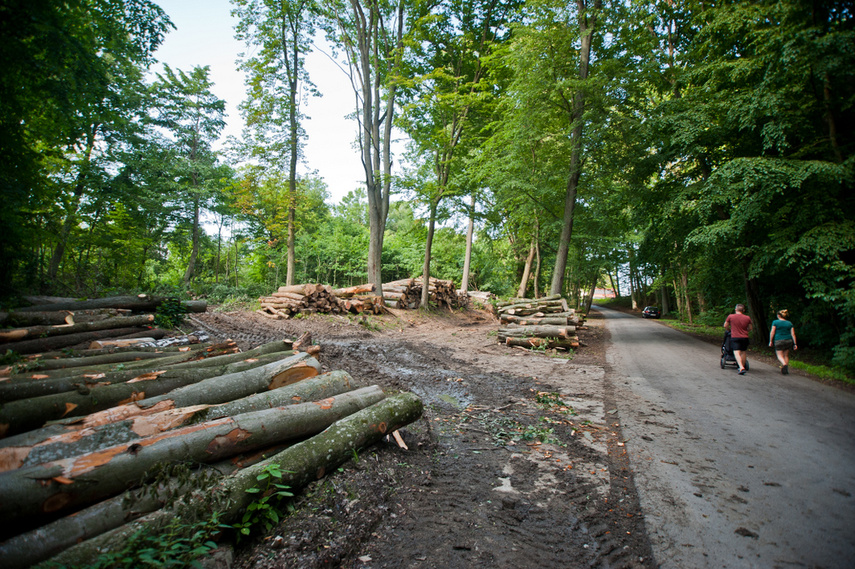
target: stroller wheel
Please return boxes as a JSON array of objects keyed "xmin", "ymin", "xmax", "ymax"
[
  {"xmin": 720, "ymin": 355, "xmax": 726, "ymax": 369},
  {"xmin": 745, "ymin": 360, "xmax": 749, "ymax": 371}
]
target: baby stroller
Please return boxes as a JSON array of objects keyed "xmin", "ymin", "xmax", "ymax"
[{"xmin": 721, "ymin": 331, "xmax": 748, "ymax": 370}]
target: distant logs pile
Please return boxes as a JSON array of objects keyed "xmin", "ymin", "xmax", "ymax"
[
  {"xmin": 259, "ymin": 279, "xmax": 475, "ymax": 318},
  {"xmin": 258, "ymin": 283, "xmax": 387, "ymax": 319},
  {"xmin": 495, "ymin": 295, "xmax": 582, "ymax": 351},
  {"xmin": 382, "ymin": 277, "xmax": 467, "ymax": 310}
]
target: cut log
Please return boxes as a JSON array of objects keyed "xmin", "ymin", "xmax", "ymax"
[
  {"xmin": 0, "ymin": 315, "xmax": 156, "ymax": 344},
  {"xmin": 332, "ymin": 283, "xmax": 375, "ymax": 298},
  {"xmin": 88, "ymin": 337, "xmax": 155, "ymax": 349},
  {"xmin": 0, "ymin": 352, "xmax": 288, "ymax": 442},
  {"xmin": 3, "ymin": 327, "xmax": 154, "ymax": 355},
  {"xmin": 499, "ymin": 315, "xmax": 576, "ymax": 326},
  {"xmin": 0, "ymin": 370, "xmax": 360, "ymax": 473},
  {"xmin": 0, "ymin": 461, "xmax": 236, "ymax": 569},
  {"xmin": 505, "ymin": 337, "xmax": 579, "ymax": 350},
  {"xmin": 41, "ymin": 392, "xmax": 423, "ymax": 568},
  {"xmin": 0, "ymin": 349, "xmax": 312, "ymax": 439},
  {"xmin": 0, "ymin": 311, "xmax": 75, "ymax": 327},
  {"xmin": 497, "ymin": 325, "xmax": 576, "ymax": 339},
  {"xmin": 15, "ymin": 295, "xmax": 207, "ymax": 314},
  {"xmin": 0, "ymin": 385, "xmax": 386, "ymax": 532},
  {"xmin": 5, "ymin": 341, "xmax": 240, "ymax": 382}
]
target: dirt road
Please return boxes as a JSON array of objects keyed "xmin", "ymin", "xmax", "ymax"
[{"xmin": 600, "ymin": 306, "xmax": 855, "ymax": 568}]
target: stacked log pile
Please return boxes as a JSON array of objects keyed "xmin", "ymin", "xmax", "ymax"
[
  {"xmin": 0, "ymin": 334, "xmax": 423, "ymax": 568},
  {"xmin": 495, "ymin": 295, "xmax": 583, "ymax": 351},
  {"xmin": 383, "ymin": 277, "xmax": 466, "ymax": 310},
  {"xmin": 0, "ymin": 294, "xmax": 206, "ymax": 356},
  {"xmin": 258, "ymin": 283, "xmax": 388, "ymax": 319}
]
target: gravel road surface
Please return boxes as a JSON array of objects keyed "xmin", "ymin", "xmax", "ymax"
[{"xmin": 599, "ymin": 305, "xmax": 855, "ymax": 568}]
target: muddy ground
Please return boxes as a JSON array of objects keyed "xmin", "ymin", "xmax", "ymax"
[{"xmin": 189, "ymin": 306, "xmax": 656, "ymax": 569}]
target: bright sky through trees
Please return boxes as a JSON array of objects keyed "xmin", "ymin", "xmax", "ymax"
[{"xmin": 153, "ymin": 0, "xmax": 365, "ymax": 203}]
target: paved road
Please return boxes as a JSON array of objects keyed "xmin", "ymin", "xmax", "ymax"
[{"xmin": 597, "ymin": 306, "xmax": 855, "ymax": 569}]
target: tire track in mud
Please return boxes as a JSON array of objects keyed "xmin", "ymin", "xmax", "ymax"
[{"xmin": 196, "ymin": 310, "xmax": 654, "ymax": 568}]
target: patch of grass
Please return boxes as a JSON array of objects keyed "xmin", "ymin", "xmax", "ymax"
[
  {"xmin": 45, "ymin": 514, "xmax": 222, "ymax": 569},
  {"xmin": 790, "ymin": 361, "xmax": 854, "ymax": 384}
]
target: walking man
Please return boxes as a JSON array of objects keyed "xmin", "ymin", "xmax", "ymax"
[{"xmin": 724, "ymin": 304, "xmax": 752, "ymax": 375}]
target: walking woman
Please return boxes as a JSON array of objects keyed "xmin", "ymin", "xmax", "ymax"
[{"xmin": 769, "ymin": 309, "xmax": 798, "ymax": 374}]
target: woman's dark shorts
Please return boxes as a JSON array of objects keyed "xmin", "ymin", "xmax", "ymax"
[
  {"xmin": 775, "ymin": 339, "xmax": 794, "ymax": 351},
  {"xmin": 732, "ymin": 337, "xmax": 750, "ymax": 351}
]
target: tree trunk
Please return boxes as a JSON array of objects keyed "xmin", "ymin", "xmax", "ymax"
[
  {"xmin": 0, "ymin": 371, "xmax": 361, "ymax": 473},
  {"xmin": 742, "ymin": 267, "xmax": 767, "ymax": 345},
  {"xmin": 41, "ymin": 392, "xmax": 423, "ymax": 568},
  {"xmin": 182, "ymin": 196, "xmax": 201, "ymax": 289},
  {"xmin": 681, "ymin": 268, "xmax": 693, "ymax": 325},
  {"xmin": 0, "ymin": 386, "xmax": 387, "ymax": 532},
  {"xmin": 420, "ymin": 199, "xmax": 438, "ymax": 309},
  {"xmin": 461, "ymin": 193, "xmax": 475, "ymax": 294},
  {"xmin": 550, "ymin": 0, "xmax": 600, "ymax": 295},
  {"xmin": 517, "ymin": 239, "xmax": 536, "ymax": 299},
  {"xmin": 48, "ymin": 124, "xmax": 98, "ymax": 282},
  {"xmin": 533, "ymin": 229, "xmax": 541, "ymax": 298}
]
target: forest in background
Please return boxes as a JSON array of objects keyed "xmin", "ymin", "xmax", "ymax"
[{"xmin": 0, "ymin": 0, "xmax": 853, "ymax": 371}]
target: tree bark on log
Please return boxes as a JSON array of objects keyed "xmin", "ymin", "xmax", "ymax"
[
  {"xmin": 4, "ymin": 328, "xmax": 155, "ymax": 355},
  {"xmin": 0, "ymin": 353, "xmax": 296, "ymax": 451},
  {"xmin": 4, "ymin": 340, "xmax": 240, "ymax": 382},
  {"xmin": 0, "ymin": 351, "xmax": 317, "ymax": 439},
  {"xmin": 0, "ymin": 315, "xmax": 157, "ymax": 344},
  {"xmin": 332, "ymin": 283, "xmax": 375, "ymax": 298},
  {"xmin": 499, "ymin": 316, "xmax": 577, "ymax": 326},
  {"xmin": 0, "ymin": 371, "xmax": 358, "ymax": 472},
  {"xmin": 0, "ymin": 386, "xmax": 386, "ymax": 533},
  {"xmin": 495, "ymin": 294, "xmax": 563, "ymax": 307},
  {"xmin": 0, "ymin": 351, "xmax": 284, "ymax": 404},
  {"xmin": 15, "ymin": 296, "xmax": 207, "ymax": 314},
  {"xmin": 25, "ymin": 340, "xmax": 205, "ymax": 363},
  {"xmin": 41, "ymin": 392, "xmax": 423, "ymax": 568},
  {"xmin": 497, "ymin": 325, "xmax": 576, "ymax": 339}
]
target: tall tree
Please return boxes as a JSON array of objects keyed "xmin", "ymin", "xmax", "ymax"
[
  {"xmin": 400, "ymin": 0, "xmax": 518, "ymax": 307},
  {"xmin": 233, "ymin": 0, "xmax": 318, "ymax": 285},
  {"xmin": 150, "ymin": 65, "xmax": 227, "ymax": 288},
  {"xmin": 323, "ymin": 0, "xmax": 414, "ymax": 297},
  {"xmin": 547, "ymin": 0, "xmax": 602, "ymax": 295}
]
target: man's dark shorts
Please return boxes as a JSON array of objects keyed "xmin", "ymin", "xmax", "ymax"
[
  {"xmin": 732, "ymin": 337, "xmax": 750, "ymax": 351},
  {"xmin": 775, "ymin": 339, "xmax": 794, "ymax": 351}
]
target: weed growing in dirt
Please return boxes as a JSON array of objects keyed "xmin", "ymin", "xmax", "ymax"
[
  {"xmin": 46, "ymin": 514, "xmax": 222, "ymax": 569},
  {"xmin": 233, "ymin": 463, "xmax": 294, "ymax": 540},
  {"xmin": 535, "ymin": 391, "xmax": 578, "ymax": 415}
]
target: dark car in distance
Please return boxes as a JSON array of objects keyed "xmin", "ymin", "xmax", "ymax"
[{"xmin": 642, "ymin": 306, "xmax": 661, "ymax": 319}]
